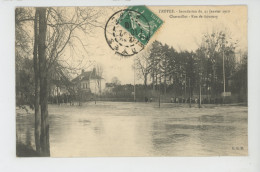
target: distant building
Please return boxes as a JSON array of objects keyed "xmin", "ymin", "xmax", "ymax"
[
  {"xmin": 104, "ymin": 83, "xmax": 116, "ymax": 93},
  {"xmin": 71, "ymin": 68, "xmax": 105, "ymax": 95},
  {"xmin": 48, "ymin": 67, "xmax": 105, "ymax": 103}
]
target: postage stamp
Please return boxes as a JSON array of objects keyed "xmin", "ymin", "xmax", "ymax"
[
  {"xmin": 104, "ymin": 6, "xmax": 163, "ymax": 56},
  {"xmin": 119, "ymin": 6, "xmax": 163, "ymax": 45}
]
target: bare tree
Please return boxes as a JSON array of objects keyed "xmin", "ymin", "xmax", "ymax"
[
  {"xmin": 201, "ymin": 29, "xmax": 237, "ymax": 97},
  {"xmin": 111, "ymin": 77, "xmax": 121, "ymax": 85},
  {"xmin": 37, "ymin": 8, "xmax": 49, "ymax": 156},
  {"xmin": 37, "ymin": 7, "xmax": 105, "ymax": 156},
  {"xmin": 33, "ymin": 9, "xmax": 41, "ymax": 153},
  {"xmin": 149, "ymin": 41, "xmax": 163, "ymax": 91},
  {"xmin": 16, "ymin": 6, "xmax": 106, "ymax": 156},
  {"xmin": 134, "ymin": 48, "xmax": 152, "ymax": 95}
]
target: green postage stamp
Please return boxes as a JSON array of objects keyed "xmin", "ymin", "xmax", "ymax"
[
  {"xmin": 104, "ymin": 6, "xmax": 163, "ymax": 56},
  {"xmin": 119, "ymin": 6, "xmax": 164, "ymax": 45}
]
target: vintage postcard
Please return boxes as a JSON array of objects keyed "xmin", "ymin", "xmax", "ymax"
[{"xmin": 15, "ymin": 5, "xmax": 248, "ymax": 157}]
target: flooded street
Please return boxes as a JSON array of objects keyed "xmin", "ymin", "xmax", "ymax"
[{"xmin": 16, "ymin": 102, "xmax": 248, "ymax": 157}]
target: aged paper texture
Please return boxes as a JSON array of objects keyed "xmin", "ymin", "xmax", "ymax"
[{"xmin": 15, "ymin": 5, "xmax": 247, "ymax": 157}]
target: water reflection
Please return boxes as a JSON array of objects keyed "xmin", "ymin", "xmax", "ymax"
[{"xmin": 16, "ymin": 102, "xmax": 248, "ymax": 157}]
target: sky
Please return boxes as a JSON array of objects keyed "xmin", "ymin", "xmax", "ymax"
[{"xmin": 61, "ymin": 6, "xmax": 247, "ymax": 84}]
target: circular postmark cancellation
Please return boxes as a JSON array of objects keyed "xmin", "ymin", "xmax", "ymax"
[{"xmin": 105, "ymin": 9, "xmax": 151, "ymax": 56}]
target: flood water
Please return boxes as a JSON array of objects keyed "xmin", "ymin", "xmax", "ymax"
[{"xmin": 16, "ymin": 101, "xmax": 248, "ymax": 157}]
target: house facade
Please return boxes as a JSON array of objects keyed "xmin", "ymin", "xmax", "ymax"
[
  {"xmin": 72, "ymin": 68, "xmax": 105, "ymax": 96},
  {"xmin": 48, "ymin": 67, "xmax": 105, "ymax": 103}
]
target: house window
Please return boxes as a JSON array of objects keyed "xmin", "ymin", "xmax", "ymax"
[{"xmin": 81, "ymin": 83, "xmax": 87, "ymax": 89}]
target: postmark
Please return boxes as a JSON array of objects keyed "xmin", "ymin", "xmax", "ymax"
[
  {"xmin": 105, "ymin": 9, "xmax": 150, "ymax": 56},
  {"xmin": 105, "ymin": 6, "xmax": 163, "ymax": 56}
]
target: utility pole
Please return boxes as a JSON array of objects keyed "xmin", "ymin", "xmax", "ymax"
[
  {"xmin": 199, "ymin": 59, "xmax": 202, "ymax": 108},
  {"xmin": 159, "ymin": 69, "xmax": 161, "ymax": 108},
  {"xmin": 134, "ymin": 58, "xmax": 136, "ymax": 102},
  {"xmin": 223, "ymin": 49, "xmax": 225, "ymax": 104},
  {"xmin": 158, "ymin": 52, "xmax": 164, "ymax": 108}
]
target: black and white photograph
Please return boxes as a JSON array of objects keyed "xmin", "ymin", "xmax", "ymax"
[{"xmin": 14, "ymin": 5, "xmax": 248, "ymax": 157}]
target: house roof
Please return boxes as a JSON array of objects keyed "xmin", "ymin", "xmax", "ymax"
[{"xmin": 72, "ymin": 70, "xmax": 103, "ymax": 83}]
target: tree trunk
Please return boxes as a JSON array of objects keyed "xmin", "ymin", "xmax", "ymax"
[
  {"xmin": 212, "ymin": 64, "xmax": 216, "ymax": 98},
  {"xmin": 38, "ymin": 7, "xmax": 50, "ymax": 156},
  {"xmin": 155, "ymin": 71, "xmax": 158, "ymax": 88},
  {"xmin": 33, "ymin": 9, "xmax": 41, "ymax": 153},
  {"xmin": 56, "ymin": 86, "xmax": 59, "ymax": 105},
  {"xmin": 152, "ymin": 73, "xmax": 155, "ymax": 90},
  {"xmin": 152, "ymin": 57, "xmax": 155, "ymax": 91},
  {"xmin": 164, "ymin": 72, "xmax": 167, "ymax": 94},
  {"xmin": 164, "ymin": 60, "xmax": 167, "ymax": 94}
]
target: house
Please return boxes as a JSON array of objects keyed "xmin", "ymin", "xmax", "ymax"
[
  {"xmin": 48, "ymin": 67, "xmax": 105, "ymax": 103},
  {"xmin": 71, "ymin": 68, "xmax": 105, "ymax": 95}
]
